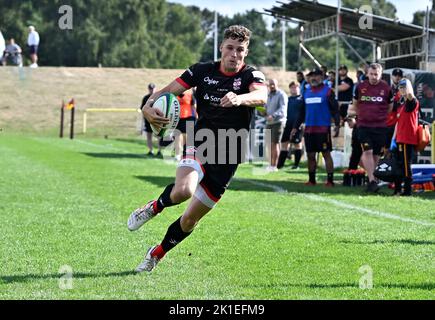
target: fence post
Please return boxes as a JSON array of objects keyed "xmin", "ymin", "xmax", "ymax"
[{"xmin": 60, "ymin": 100, "xmax": 65, "ymax": 138}]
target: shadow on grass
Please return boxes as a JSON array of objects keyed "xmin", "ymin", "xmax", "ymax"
[
  {"xmin": 83, "ymin": 152, "xmax": 146, "ymax": 159},
  {"xmin": 250, "ymin": 282, "xmax": 435, "ymax": 291},
  {"xmin": 2, "ymin": 273, "xmax": 433, "ymax": 291},
  {"xmin": 340, "ymin": 239, "xmax": 435, "ymax": 246},
  {"xmin": 135, "ymin": 175, "xmax": 174, "ymax": 188},
  {"xmin": 134, "ymin": 174, "xmax": 431, "ymax": 197},
  {"xmin": 113, "ymin": 138, "xmax": 146, "ymax": 146},
  {"xmin": 1, "ymin": 271, "xmax": 137, "ymax": 284}
]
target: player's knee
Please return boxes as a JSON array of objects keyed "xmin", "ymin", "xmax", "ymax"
[
  {"xmin": 307, "ymin": 153, "xmax": 316, "ymax": 161},
  {"xmin": 173, "ymin": 184, "xmax": 195, "ymax": 202},
  {"xmin": 181, "ymin": 216, "xmax": 198, "ymax": 231}
]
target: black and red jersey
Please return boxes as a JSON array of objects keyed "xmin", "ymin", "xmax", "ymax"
[{"xmin": 176, "ymin": 61, "xmax": 266, "ymax": 130}]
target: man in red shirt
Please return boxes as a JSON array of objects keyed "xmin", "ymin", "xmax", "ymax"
[{"xmin": 353, "ymin": 63, "xmax": 393, "ymax": 193}]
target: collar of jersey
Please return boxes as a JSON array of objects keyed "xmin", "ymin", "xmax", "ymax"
[{"xmin": 218, "ymin": 61, "xmax": 246, "ymax": 77}]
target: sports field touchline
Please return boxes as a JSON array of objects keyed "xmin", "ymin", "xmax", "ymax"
[{"xmin": 238, "ymin": 179, "xmax": 435, "ymax": 228}]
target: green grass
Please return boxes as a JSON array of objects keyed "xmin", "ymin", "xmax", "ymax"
[{"xmin": 0, "ymin": 133, "xmax": 434, "ymax": 300}]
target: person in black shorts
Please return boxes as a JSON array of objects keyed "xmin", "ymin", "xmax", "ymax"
[
  {"xmin": 293, "ymin": 68, "xmax": 340, "ymax": 186},
  {"xmin": 353, "ymin": 63, "xmax": 393, "ymax": 193},
  {"xmin": 127, "ymin": 25, "xmax": 267, "ymax": 273},
  {"xmin": 140, "ymin": 83, "xmax": 163, "ymax": 158},
  {"xmin": 278, "ymin": 81, "xmax": 303, "ymax": 169}
]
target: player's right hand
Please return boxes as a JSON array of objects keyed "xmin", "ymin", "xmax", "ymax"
[
  {"xmin": 142, "ymin": 105, "xmax": 170, "ymax": 129},
  {"xmin": 290, "ymin": 128, "xmax": 297, "ymax": 138}
]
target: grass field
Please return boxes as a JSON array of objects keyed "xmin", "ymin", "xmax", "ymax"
[{"xmin": 1, "ymin": 133, "xmax": 434, "ymax": 300}]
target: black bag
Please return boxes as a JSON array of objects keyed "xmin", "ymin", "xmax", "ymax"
[{"xmin": 374, "ymin": 154, "xmax": 402, "ymax": 183}]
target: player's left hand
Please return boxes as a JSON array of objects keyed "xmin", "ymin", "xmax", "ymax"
[{"xmin": 220, "ymin": 92, "xmax": 241, "ymax": 107}]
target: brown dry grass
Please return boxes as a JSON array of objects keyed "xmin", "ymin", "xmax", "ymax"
[{"xmin": 0, "ymin": 66, "xmax": 297, "ymax": 136}]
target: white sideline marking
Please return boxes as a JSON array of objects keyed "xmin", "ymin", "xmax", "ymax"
[
  {"xmin": 238, "ymin": 179, "xmax": 435, "ymax": 228},
  {"xmin": 74, "ymin": 139, "xmax": 127, "ymax": 152}
]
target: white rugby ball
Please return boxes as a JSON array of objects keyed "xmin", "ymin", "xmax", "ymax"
[{"xmin": 150, "ymin": 92, "xmax": 180, "ymax": 137}]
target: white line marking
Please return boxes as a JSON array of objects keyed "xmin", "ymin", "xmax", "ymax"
[{"xmin": 238, "ymin": 178, "xmax": 435, "ymax": 227}]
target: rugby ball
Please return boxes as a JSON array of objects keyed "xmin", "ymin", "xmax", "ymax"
[{"xmin": 150, "ymin": 92, "xmax": 180, "ymax": 137}]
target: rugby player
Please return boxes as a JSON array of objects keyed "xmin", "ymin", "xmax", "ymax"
[{"xmin": 127, "ymin": 25, "xmax": 267, "ymax": 272}]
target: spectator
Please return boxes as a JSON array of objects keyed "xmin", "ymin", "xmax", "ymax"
[
  {"xmin": 278, "ymin": 81, "xmax": 303, "ymax": 170},
  {"xmin": 140, "ymin": 83, "xmax": 163, "ymax": 158},
  {"xmin": 175, "ymin": 90, "xmax": 197, "ymax": 161},
  {"xmin": 337, "ymin": 65, "xmax": 354, "ymax": 123},
  {"xmin": 2, "ymin": 38, "xmax": 22, "ymax": 67},
  {"xmin": 321, "ymin": 65, "xmax": 328, "ymax": 80},
  {"xmin": 391, "ymin": 68, "xmax": 403, "ymax": 96},
  {"xmin": 0, "ymin": 31, "xmax": 5, "ymax": 65},
  {"xmin": 392, "ymin": 79, "xmax": 420, "ymax": 196},
  {"xmin": 359, "ymin": 62, "xmax": 370, "ymax": 81},
  {"xmin": 265, "ymin": 79, "xmax": 287, "ymax": 172},
  {"xmin": 385, "ymin": 68, "xmax": 403, "ymax": 154},
  {"xmin": 326, "ymin": 70, "xmax": 335, "ymax": 89},
  {"xmin": 27, "ymin": 26, "xmax": 40, "ymax": 68},
  {"xmin": 293, "ymin": 68, "xmax": 340, "ymax": 186},
  {"xmin": 296, "ymin": 71, "xmax": 308, "ymax": 97},
  {"xmin": 353, "ymin": 63, "xmax": 393, "ymax": 193},
  {"xmin": 345, "ymin": 104, "xmax": 363, "ymax": 170}
]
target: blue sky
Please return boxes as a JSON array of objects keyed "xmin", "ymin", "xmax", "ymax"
[{"xmin": 169, "ymin": 0, "xmax": 432, "ymax": 25}]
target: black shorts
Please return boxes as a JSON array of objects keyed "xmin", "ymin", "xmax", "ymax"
[
  {"xmin": 29, "ymin": 45, "xmax": 38, "ymax": 55},
  {"xmin": 144, "ymin": 119, "xmax": 153, "ymax": 133},
  {"xmin": 200, "ymin": 162, "xmax": 238, "ymax": 204},
  {"xmin": 179, "ymin": 145, "xmax": 238, "ymax": 208},
  {"xmin": 339, "ymin": 103, "xmax": 350, "ymax": 119},
  {"xmin": 358, "ymin": 127, "xmax": 387, "ymax": 155},
  {"xmin": 304, "ymin": 130, "xmax": 332, "ymax": 153},
  {"xmin": 281, "ymin": 123, "xmax": 303, "ymax": 144},
  {"xmin": 176, "ymin": 117, "xmax": 196, "ymax": 134}
]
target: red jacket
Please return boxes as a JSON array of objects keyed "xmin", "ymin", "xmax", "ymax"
[{"xmin": 396, "ymin": 97, "xmax": 419, "ymax": 145}]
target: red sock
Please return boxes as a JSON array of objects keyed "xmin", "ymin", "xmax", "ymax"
[
  {"xmin": 152, "ymin": 200, "xmax": 163, "ymax": 214},
  {"xmin": 151, "ymin": 244, "xmax": 166, "ymax": 260}
]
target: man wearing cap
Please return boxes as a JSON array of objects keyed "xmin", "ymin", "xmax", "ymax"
[
  {"xmin": 353, "ymin": 63, "xmax": 394, "ymax": 193},
  {"xmin": 337, "ymin": 65, "xmax": 354, "ymax": 123},
  {"xmin": 293, "ymin": 68, "xmax": 340, "ymax": 186},
  {"xmin": 385, "ymin": 68, "xmax": 404, "ymax": 153},
  {"xmin": 297, "ymin": 71, "xmax": 308, "ymax": 97}
]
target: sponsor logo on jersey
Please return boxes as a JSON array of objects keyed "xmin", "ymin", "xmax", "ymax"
[
  {"xmin": 204, "ymin": 77, "xmax": 219, "ymax": 85},
  {"xmin": 305, "ymin": 97, "xmax": 322, "ymax": 104},
  {"xmin": 233, "ymin": 78, "xmax": 242, "ymax": 91},
  {"xmin": 361, "ymin": 95, "xmax": 384, "ymax": 102},
  {"xmin": 203, "ymin": 93, "xmax": 221, "ymax": 104}
]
